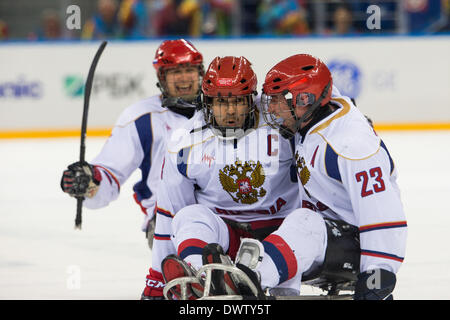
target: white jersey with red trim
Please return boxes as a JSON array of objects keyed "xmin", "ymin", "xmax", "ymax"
[
  {"xmin": 156, "ymin": 109, "xmax": 301, "ymax": 223},
  {"xmin": 82, "ymin": 94, "xmax": 197, "ymax": 228},
  {"xmin": 294, "ymin": 96, "xmax": 407, "ymax": 274}
]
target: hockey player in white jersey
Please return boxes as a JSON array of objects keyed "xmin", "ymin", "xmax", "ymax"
[
  {"xmin": 152, "ymin": 56, "xmax": 302, "ymax": 299},
  {"xmin": 60, "ymin": 39, "xmax": 205, "ymax": 299},
  {"xmin": 222, "ymin": 54, "xmax": 407, "ymax": 300}
]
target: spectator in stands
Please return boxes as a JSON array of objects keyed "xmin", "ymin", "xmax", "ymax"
[
  {"xmin": 200, "ymin": 0, "xmax": 235, "ymax": 36},
  {"xmin": 404, "ymin": 0, "xmax": 447, "ymax": 33},
  {"xmin": 42, "ymin": 9, "xmax": 62, "ymax": 39},
  {"xmin": 118, "ymin": 0, "xmax": 149, "ymax": 38},
  {"xmin": 328, "ymin": 4, "xmax": 356, "ymax": 35},
  {"xmin": 153, "ymin": 0, "xmax": 190, "ymax": 36},
  {"xmin": 0, "ymin": 19, "xmax": 9, "ymax": 40},
  {"xmin": 27, "ymin": 9, "xmax": 65, "ymax": 41},
  {"xmin": 240, "ymin": 0, "xmax": 261, "ymax": 35},
  {"xmin": 258, "ymin": 0, "xmax": 309, "ymax": 35},
  {"xmin": 156, "ymin": 0, "xmax": 234, "ymax": 37},
  {"xmin": 82, "ymin": 0, "xmax": 120, "ymax": 39},
  {"xmin": 177, "ymin": 0, "xmax": 202, "ymax": 36},
  {"xmin": 439, "ymin": 0, "xmax": 450, "ymax": 32}
]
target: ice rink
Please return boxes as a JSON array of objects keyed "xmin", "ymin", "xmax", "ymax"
[{"xmin": 1, "ymin": 131, "xmax": 450, "ymax": 300}]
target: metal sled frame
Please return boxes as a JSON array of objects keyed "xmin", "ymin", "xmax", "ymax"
[
  {"xmin": 199, "ymin": 263, "xmax": 261, "ymax": 300},
  {"xmin": 163, "ymin": 263, "xmax": 354, "ymax": 300},
  {"xmin": 163, "ymin": 275, "xmax": 202, "ymax": 300}
]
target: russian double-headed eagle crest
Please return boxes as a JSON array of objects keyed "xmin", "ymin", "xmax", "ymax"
[
  {"xmin": 219, "ymin": 160, "xmax": 266, "ymax": 204},
  {"xmin": 295, "ymin": 151, "xmax": 310, "ymax": 186}
]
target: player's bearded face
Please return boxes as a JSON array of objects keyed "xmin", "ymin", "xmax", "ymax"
[
  {"xmin": 165, "ymin": 65, "xmax": 200, "ymax": 100},
  {"xmin": 212, "ymin": 96, "xmax": 249, "ymax": 128}
]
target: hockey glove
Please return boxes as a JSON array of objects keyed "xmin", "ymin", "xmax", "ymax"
[
  {"xmin": 354, "ymin": 269, "xmax": 396, "ymax": 300},
  {"xmin": 60, "ymin": 161, "xmax": 102, "ymax": 198},
  {"xmin": 141, "ymin": 268, "xmax": 165, "ymax": 300}
]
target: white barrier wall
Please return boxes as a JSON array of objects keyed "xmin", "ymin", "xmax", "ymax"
[{"xmin": 1, "ymin": 36, "xmax": 449, "ymax": 131}]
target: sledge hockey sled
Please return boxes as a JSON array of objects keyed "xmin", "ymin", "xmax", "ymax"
[{"xmin": 163, "ymin": 263, "xmax": 354, "ymax": 300}]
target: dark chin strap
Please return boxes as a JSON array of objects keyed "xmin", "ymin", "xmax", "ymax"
[
  {"xmin": 294, "ymin": 81, "xmax": 332, "ymax": 132},
  {"xmin": 162, "ymin": 96, "xmax": 200, "ymax": 119},
  {"xmin": 279, "ymin": 124, "xmax": 295, "ymax": 139},
  {"xmin": 162, "ymin": 96, "xmax": 198, "ymax": 108},
  {"xmin": 279, "ymin": 98, "xmax": 298, "ymax": 139},
  {"xmin": 277, "ymin": 82, "xmax": 331, "ymax": 139}
]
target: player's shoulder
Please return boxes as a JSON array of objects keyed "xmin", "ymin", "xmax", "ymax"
[
  {"xmin": 331, "ymin": 85, "xmax": 342, "ymax": 98},
  {"xmin": 114, "ymin": 94, "xmax": 165, "ymax": 127},
  {"xmin": 167, "ymin": 111, "xmax": 211, "ymax": 154},
  {"xmin": 311, "ymin": 96, "xmax": 381, "ymax": 160}
]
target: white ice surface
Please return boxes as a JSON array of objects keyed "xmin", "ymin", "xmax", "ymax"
[{"xmin": 1, "ymin": 132, "xmax": 449, "ymax": 299}]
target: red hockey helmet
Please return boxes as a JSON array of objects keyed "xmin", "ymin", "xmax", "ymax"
[
  {"xmin": 202, "ymin": 56, "xmax": 258, "ymax": 139},
  {"xmin": 153, "ymin": 39, "xmax": 204, "ymax": 77},
  {"xmin": 263, "ymin": 54, "xmax": 332, "ymax": 108},
  {"xmin": 261, "ymin": 54, "xmax": 332, "ymax": 137},
  {"xmin": 202, "ymin": 56, "xmax": 257, "ymax": 97}
]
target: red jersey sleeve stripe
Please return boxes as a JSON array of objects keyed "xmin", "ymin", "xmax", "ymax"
[
  {"xmin": 156, "ymin": 207, "xmax": 173, "ymax": 218},
  {"xmin": 178, "ymin": 238, "xmax": 208, "ymax": 259},
  {"xmin": 133, "ymin": 193, "xmax": 148, "ymax": 215},
  {"xmin": 154, "ymin": 233, "xmax": 172, "ymax": 241},
  {"xmin": 262, "ymin": 234, "xmax": 297, "ymax": 283},
  {"xmin": 361, "ymin": 249, "xmax": 404, "ymax": 263},
  {"xmin": 95, "ymin": 165, "xmax": 120, "ymax": 190},
  {"xmin": 359, "ymin": 221, "xmax": 407, "ymax": 233}
]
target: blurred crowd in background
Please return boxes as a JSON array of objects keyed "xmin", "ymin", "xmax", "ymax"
[{"xmin": 0, "ymin": 0, "xmax": 449, "ymax": 41}]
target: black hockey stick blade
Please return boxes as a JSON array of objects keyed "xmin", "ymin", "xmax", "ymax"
[{"xmin": 75, "ymin": 41, "xmax": 107, "ymax": 230}]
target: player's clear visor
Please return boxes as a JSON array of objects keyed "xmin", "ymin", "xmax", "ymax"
[
  {"xmin": 295, "ymin": 92, "xmax": 316, "ymax": 107},
  {"xmin": 261, "ymin": 93, "xmax": 293, "ymax": 129},
  {"xmin": 261, "ymin": 91, "xmax": 316, "ymax": 125}
]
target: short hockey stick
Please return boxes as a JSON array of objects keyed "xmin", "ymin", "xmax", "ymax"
[{"xmin": 75, "ymin": 41, "xmax": 107, "ymax": 229}]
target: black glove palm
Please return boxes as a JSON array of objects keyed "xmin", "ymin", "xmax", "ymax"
[{"xmin": 61, "ymin": 161, "xmax": 101, "ymax": 198}]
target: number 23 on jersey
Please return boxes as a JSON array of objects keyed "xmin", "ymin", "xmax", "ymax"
[{"xmin": 355, "ymin": 167, "xmax": 386, "ymax": 198}]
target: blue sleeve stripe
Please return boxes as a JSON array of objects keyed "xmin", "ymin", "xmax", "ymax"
[
  {"xmin": 132, "ymin": 113, "xmax": 153, "ymax": 202},
  {"xmin": 177, "ymin": 147, "xmax": 190, "ymax": 178},
  {"xmin": 380, "ymin": 140, "xmax": 395, "ymax": 175},
  {"xmin": 325, "ymin": 143, "xmax": 342, "ymax": 182},
  {"xmin": 179, "ymin": 246, "xmax": 204, "ymax": 260},
  {"xmin": 262, "ymin": 240, "xmax": 290, "ymax": 284},
  {"xmin": 154, "ymin": 233, "xmax": 172, "ymax": 241},
  {"xmin": 359, "ymin": 221, "xmax": 407, "ymax": 233},
  {"xmin": 156, "ymin": 207, "xmax": 173, "ymax": 218}
]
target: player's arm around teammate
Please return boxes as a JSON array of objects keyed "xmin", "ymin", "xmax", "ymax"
[
  {"xmin": 232, "ymin": 54, "xmax": 407, "ymax": 300},
  {"xmin": 149, "ymin": 56, "xmax": 304, "ymax": 300}
]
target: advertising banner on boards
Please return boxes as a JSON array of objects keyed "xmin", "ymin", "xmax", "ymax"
[{"xmin": 1, "ymin": 36, "xmax": 449, "ymax": 135}]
